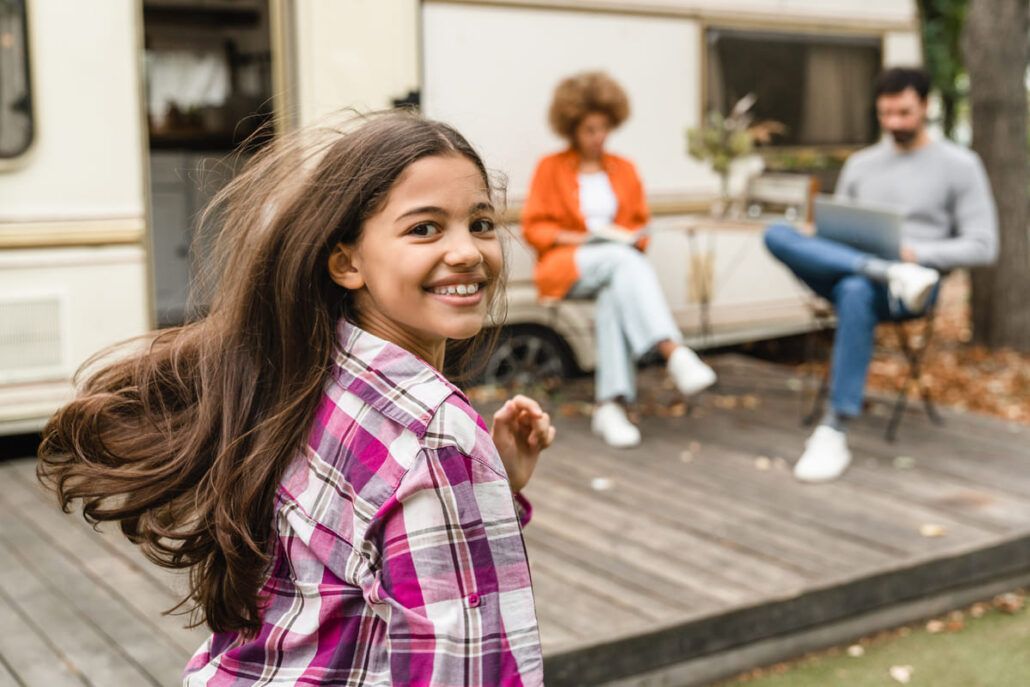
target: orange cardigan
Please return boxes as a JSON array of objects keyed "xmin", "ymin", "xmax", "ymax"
[{"xmin": 521, "ymin": 149, "xmax": 650, "ymax": 300}]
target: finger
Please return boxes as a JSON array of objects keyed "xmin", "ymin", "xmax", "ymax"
[
  {"xmin": 508, "ymin": 394, "xmax": 544, "ymax": 418},
  {"xmin": 493, "ymin": 400, "xmax": 516, "ymax": 423},
  {"xmin": 531, "ymin": 412, "xmax": 551, "ymax": 438},
  {"xmin": 546, "ymin": 426, "xmax": 557, "ymax": 446}
]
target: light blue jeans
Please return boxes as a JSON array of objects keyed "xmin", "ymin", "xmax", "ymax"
[
  {"xmin": 764, "ymin": 224, "xmax": 938, "ymax": 417},
  {"xmin": 567, "ymin": 243, "xmax": 682, "ymax": 402}
]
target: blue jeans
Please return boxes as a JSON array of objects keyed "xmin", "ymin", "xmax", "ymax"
[{"xmin": 764, "ymin": 224, "xmax": 938, "ymax": 417}]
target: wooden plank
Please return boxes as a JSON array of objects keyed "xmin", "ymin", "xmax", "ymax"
[
  {"xmin": 0, "ymin": 588, "xmax": 84, "ymax": 687},
  {"xmin": 534, "ymin": 431, "xmax": 896, "ymax": 577},
  {"xmin": 526, "ymin": 531, "xmax": 689, "ymax": 624},
  {"xmin": 637, "ymin": 412, "xmax": 1001, "ymax": 555},
  {"xmin": 526, "ymin": 563, "xmax": 650, "ymax": 646},
  {"xmin": 9, "ymin": 459, "xmax": 192, "ymax": 601},
  {"xmin": 529, "ymin": 498, "xmax": 761, "ymax": 608},
  {"xmin": 527, "ymin": 470, "xmax": 810, "ymax": 598},
  {"xmin": 0, "ymin": 660, "xmax": 19, "ymax": 687},
  {"xmin": 707, "ymin": 389, "xmax": 1030, "ymax": 510},
  {"xmin": 525, "ymin": 521, "xmax": 724, "ymax": 613},
  {"xmin": 0, "ymin": 536, "xmax": 157, "ymax": 685},
  {"xmin": 553, "ymin": 418, "xmax": 911, "ymax": 556},
  {"xmin": 0, "ymin": 462, "xmax": 208, "ymax": 656},
  {"xmin": 0, "ymin": 491, "xmax": 191, "ymax": 684}
]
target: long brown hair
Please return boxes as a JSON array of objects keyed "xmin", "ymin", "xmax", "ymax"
[{"xmin": 37, "ymin": 111, "xmax": 502, "ymax": 636}]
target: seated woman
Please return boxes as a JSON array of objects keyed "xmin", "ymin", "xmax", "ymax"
[{"xmin": 521, "ymin": 71, "xmax": 716, "ymax": 448}]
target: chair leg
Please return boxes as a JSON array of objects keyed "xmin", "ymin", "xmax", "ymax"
[
  {"xmin": 884, "ymin": 311, "xmax": 943, "ymax": 441},
  {"xmin": 803, "ymin": 370, "xmax": 829, "ymax": 426},
  {"xmin": 886, "ymin": 382, "xmax": 909, "ymax": 443},
  {"xmin": 922, "ymin": 390, "xmax": 945, "ymax": 426},
  {"xmin": 801, "ymin": 321, "xmax": 833, "ymax": 426}
]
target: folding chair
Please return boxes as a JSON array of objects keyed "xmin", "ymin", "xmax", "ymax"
[{"xmin": 802, "ymin": 301, "xmax": 944, "ymax": 442}]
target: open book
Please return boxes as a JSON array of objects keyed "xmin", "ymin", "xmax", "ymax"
[{"xmin": 586, "ymin": 223, "xmax": 648, "ymax": 245}]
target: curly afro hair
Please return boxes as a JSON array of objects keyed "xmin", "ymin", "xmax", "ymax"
[{"xmin": 548, "ymin": 71, "xmax": 630, "ymax": 142}]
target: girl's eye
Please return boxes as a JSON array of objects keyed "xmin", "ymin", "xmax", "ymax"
[
  {"xmin": 408, "ymin": 223, "xmax": 440, "ymax": 237},
  {"xmin": 470, "ymin": 218, "xmax": 495, "ymax": 234}
]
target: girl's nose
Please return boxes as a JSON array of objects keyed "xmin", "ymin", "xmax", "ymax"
[{"xmin": 443, "ymin": 228, "xmax": 483, "ymax": 266}]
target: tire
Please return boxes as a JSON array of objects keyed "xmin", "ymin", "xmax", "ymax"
[{"xmin": 477, "ymin": 326, "xmax": 575, "ymax": 387}]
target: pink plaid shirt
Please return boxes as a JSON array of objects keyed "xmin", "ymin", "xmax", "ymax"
[{"xmin": 184, "ymin": 320, "xmax": 543, "ymax": 686}]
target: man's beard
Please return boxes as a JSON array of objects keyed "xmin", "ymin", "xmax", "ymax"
[{"xmin": 889, "ymin": 128, "xmax": 919, "ymax": 146}]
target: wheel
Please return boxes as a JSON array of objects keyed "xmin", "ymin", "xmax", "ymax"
[{"xmin": 479, "ymin": 327, "xmax": 573, "ymax": 387}]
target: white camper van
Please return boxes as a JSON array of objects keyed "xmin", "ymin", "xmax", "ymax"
[{"xmin": 0, "ymin": 0, "xmax": 921, "ymax": 433}]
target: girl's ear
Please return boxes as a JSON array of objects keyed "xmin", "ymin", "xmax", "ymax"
[{"xmin": 328, "ymin": 243, "xmax": 365, "ymax": 290}]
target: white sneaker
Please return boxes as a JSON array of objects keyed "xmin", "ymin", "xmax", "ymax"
[
  {"xmin": 667, "ymin": 347, "xmax": 717, "ymax": 396},
  {"xmin": 794, "ymin": 425, "xmax": 852, "ymax": 483},
  {"xmin": 591, "ymin": 401, "xmax": 641, "ymax": 448},
  {"xmin": 887, "ymin": 263, "xmax": 940, "ymax": 313}
]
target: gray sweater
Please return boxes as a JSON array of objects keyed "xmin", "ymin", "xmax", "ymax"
[{"xmin": 835, "ymin": 138, "xmax": 998, "ymax": 270}]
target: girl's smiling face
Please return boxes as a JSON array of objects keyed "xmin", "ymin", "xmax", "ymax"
[{"xmin": 328, "ymin": 154, "xmax": 502, "ymax": 366}]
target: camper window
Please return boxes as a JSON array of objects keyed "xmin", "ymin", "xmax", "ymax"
[
  {"xmin": 705, "ymin": 28, "xmax": 881, "ymax": 147},
  {"xmin": 0, "ymin": 0, "xmax": 33, "ymax": 159}
]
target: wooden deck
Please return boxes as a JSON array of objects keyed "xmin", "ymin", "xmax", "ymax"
[{"xmin": 1, "ymin": 354, "xmax": 1029, "ymax": 686}]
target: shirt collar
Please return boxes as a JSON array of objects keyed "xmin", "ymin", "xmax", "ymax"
[
  {"xmin": 331, "ymin": 318, "xmax": 468, "ymax": 438},
  {"xmin": 558, "ymin": 147, "xmax": 616, "ymax": 173}
]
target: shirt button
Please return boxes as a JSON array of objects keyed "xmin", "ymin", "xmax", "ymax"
[{"xmin": 467, "ymin": 593, "xmax": 481, "ymax": 607}]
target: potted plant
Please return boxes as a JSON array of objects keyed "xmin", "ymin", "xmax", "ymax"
[{"xmin": 686, "ymin": 94, "xmax": 783, "ymax": 216}]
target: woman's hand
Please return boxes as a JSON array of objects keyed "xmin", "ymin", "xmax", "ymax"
[
  {"xmin": 554, "ymin": 229, "xmax": 589, "ymax": 245},
  {"xmin": 490, "ymin": 395, "xmax": 555, "ymax": 493}
]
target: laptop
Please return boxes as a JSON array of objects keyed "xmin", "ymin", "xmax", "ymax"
[{"xmin": 813, "ymin": 195, "xmax": 902, "ymax": 260}]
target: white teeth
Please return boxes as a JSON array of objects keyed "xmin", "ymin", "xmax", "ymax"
[{"xmin": 431, "ymin": 283, "xmax": 480, "ymax": 296}]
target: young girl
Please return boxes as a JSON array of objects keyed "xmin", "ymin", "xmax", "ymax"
[{"xmin": 37, "ymin": 112, "xmax": 552, "ymax": 686}]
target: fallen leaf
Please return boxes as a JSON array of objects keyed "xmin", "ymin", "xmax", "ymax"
[
  {"xmin": 846, "ymin": 644, "xmax": 864, "ymax": 657},
  {"xmin": 590, "ymin": 477, "xmax": 613, "ymax": 491},
  {"xmin": 893, "ymin": 456, "xmax": 917, "ymax": 470},
  {"xmin": 946, "ymin": 618, "xmax": 964, "ymax": 632},
  {"xmin": 688, "ymin": 441, "xmax": 701, "ymax": 454},
  {"xmin": 993, "ymin": 592, "xmax": 1025, "ymax": 614},
  {"xmin": 558, "ymin": 402, "xmax": 591, "ymax": 418},
  {"xmin": 713, "ymin": 395, "xmax": 739, "ymax": 409},
  {"xmin": 668, "ymin": 402, "xmax": 687, "ymax": 417},
  {"xmin": 680, "ymin": 451, "xmax": 694, "ymax": 463},
  {"xmin": 970, "ymin": 602, "xmax": 988, "ymax": 618},
  {"xmin": 925, "ymin": 619, "xmax": 944, "ymax": 633},
  {"xmin": 889, "ymin": 665, "xmax": 914, "ymax": 683},
  {"xmin": 919, "ymin": 523, "xmax": 947, "ymax": 538},
  {"xmin": 754, "ymin": 456, "xmax": 772, "ymax": 471}
]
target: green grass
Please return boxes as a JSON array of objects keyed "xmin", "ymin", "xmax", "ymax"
[{"xmin": 715, "ymin": 595, "xmax": 1030, "ymax": 686}]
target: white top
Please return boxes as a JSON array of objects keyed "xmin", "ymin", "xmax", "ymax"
[{"xmin": 578, "ymin": 171, "xmax": 618, "ymax": 233}]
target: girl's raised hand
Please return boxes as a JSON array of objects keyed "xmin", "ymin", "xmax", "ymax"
[{"xmin": 490, "ymin": 395, "xmax": 556, "ymax": 493}]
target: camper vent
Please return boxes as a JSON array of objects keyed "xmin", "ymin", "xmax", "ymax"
[{"xmin": 0, "ymin": 296, "xmax": 65, "ymax": 383}]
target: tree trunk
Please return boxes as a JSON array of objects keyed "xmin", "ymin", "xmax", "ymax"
[{"xmin": 961, "ymin": 0, "xmax": 1030, "ymax": 350}]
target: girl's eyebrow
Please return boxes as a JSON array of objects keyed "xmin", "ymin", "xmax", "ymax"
[
  {"xmin": 396, "ymin": 201, "xmax": 495, "ymax": 221},
  {"xmin": 396, "ymin": 205, "xmax": 445, "ymax": 220}
]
